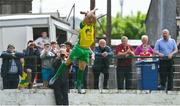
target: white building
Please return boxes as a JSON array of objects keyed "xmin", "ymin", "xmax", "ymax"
[{"xmin": 0, "ymin": 14, "xmax": 78, "ymax": 52}]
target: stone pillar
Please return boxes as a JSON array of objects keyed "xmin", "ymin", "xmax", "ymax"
[
  {"xmin": 161, "ymin": 0, "xmax": 177, "ymax": 39},
  {"xmin": 146, "ymin": 0, "xmax": 177, "ymax": 45}
]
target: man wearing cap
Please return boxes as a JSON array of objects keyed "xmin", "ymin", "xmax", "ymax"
[
  {"xmin": 23, "ymin": 40, "xmax": 40, "ymax": 88},
  {"xmin": 40, "ymin": 43, "xmax": 55, "ymax": 88},
  {"xmin": 50, "ymin": 41, "xmax": 59, "ymax": 56},
  {"xmin": 1, "ymin": 44, "xmax": 24, "ymax": 89},
  {"xmin": 50, "ymin": 8, "xmax": 97, "ymax": 94}
]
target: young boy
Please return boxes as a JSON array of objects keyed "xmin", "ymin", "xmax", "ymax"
[{"xmin": 40, "ymin": 43, "xmax": 55, "ymax": 88}]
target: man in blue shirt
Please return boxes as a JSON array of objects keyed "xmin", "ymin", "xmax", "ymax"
[{"xmin": 154, "ymin": 29, "xmax": 178, "ymax": 90}]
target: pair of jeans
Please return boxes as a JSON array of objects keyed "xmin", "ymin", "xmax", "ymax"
[
  {"xmin": 3, "ymin": 73, "xmax": 19, "ymax": 89},
  {"xmin": 116, "ymin": 66, "xmax": 132, "ymax": 89},
  {"xmin": 93, "ymin": 67, "xmax": 109, "ymax": 89},
  {"xmin": 53, "ymin": 77, "xmax": 69, "ymax": 105},
  {"xmin": 159, "ymin": 59, "xmax": 174, "ymax": 90}
]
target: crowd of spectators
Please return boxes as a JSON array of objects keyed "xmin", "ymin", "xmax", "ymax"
[{"xmin": 0, "ymin": 29, "xmax": 178, "ymax": 91}]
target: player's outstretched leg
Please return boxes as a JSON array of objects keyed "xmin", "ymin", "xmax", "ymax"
[{"xmin": 49, "ymin": 63, "xmax": 66, "ymax": 85}]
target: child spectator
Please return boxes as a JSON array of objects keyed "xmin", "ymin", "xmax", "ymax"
[{"xmin": 40, "ymin": 43, "xmax": 55, "ymax": 88}]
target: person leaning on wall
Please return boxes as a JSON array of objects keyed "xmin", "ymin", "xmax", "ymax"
[
  {"xmin": 115, "ymin": 36, "xmax": 134, "ymax": 89},
  {"xmin": 1, "ymin": 44, "xmax": 24, "ymax": 89}
]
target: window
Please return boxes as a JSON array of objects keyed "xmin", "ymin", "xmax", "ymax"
[{"xmin": 2, "ymin": 4, "xmax": 11, "ymax": 14}]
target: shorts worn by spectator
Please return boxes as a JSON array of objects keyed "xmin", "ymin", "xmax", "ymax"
[{"xmin": 40, "ymin": 43, "xmax": 55, "ymax": 88}]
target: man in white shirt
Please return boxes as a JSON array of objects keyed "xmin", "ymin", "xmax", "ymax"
[{"xmin": 34, "ymin": 31, "xmax": 50, "ymax": 51}]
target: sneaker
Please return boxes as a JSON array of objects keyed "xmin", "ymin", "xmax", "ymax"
[
  {"xmin": 78, "ymin": 89, "xmax": 86, "ymax": 94},
  {"xmin": 158, "ymin": 85, "xmax": 165, "ymax": 90},
  {"xmin": 99, "ymin": 89, "xmax": 103, "ymax": 93},
  {"xmin": 49, "ymin": 78, "xmax": 56, "ymax": 85},
  {"xmin": 99, "ymin": 89, "xmax": 107, "ymax": 94},
  {"xmin": 102, "ymin": 89, "xmax": 107, "ymax": 93}
]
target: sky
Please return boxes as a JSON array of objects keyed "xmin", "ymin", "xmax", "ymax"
[{"xmin": 32, "ymin": 0, "xmax": 151, "ymax": 19}]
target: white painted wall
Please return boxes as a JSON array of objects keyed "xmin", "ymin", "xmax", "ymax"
[
  {"xmin": 26, "ymin": 26, "xmax": 34, "ymax": 42},
  {"xmin": 0, "ymin": 27, "xmax": 32, "ymax": 52}
]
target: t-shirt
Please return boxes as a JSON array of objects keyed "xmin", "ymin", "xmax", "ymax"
[
  {"xmin": 154, "ymin": 38, "xmax": 177, "ymax": 56},
  {"xmin": 9, "ymin": 59, "xmax": 18, "ymax": 74},
  {"xmin": 115, "ymin": 44, "xmax": 134, "ymax": 66},
  {"xmin": 134, "ymin": 44, "xmax": 153, "ymax": 56},
  {"xmin": 34, "ymin": 37, "xmax": 50, "ymax": 50}
]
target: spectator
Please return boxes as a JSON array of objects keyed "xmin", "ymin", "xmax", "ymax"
[
  {"xmin": 23, "ymin": 40, "xmax": 40, "ymax": 88},
  {"xmin": 40, "ymin": 43, "xmax": 55, "ymax": 88},
  {"xmin": 64, "ymin": 41, "xmax": 75, "ymax": 89},
  {"xmin": 18, "ymin": 60, "xmax": 32, "ymax": 89},
  {"xmin": 52, "ymin": 48, "xmax": 69, "ymax": 105},
  {"xmin": 154, "ymin": 29, "xmax": 178, "ymax": 90},
  {"xmin": 177, "ymin": 42, "xmax": 180, "ymax": 52},
  {"xmin": 92, "ymin": 39, "xmax": 113, "ymax": 90},
  {"xmin": 59, "ymin": 43, "xmax": 66, "ymax": 49},
  {"xmin": 50, "ymin": 41, "xmax": 59, "ymax": 56},
  {"xmin": 1, "ymin": 44, "xmax": 24, "ymax": 89},
  {"xmin": 65, "ymin": 41, "xmax": 72, "ymax": 57},
  {"xmin": 34, "ymin": 31, "xmax": 50, "ymax": 51},
  {"xmin": 115, "ymin": 36, "xmax": 134, "ymax": 89},
  {"xmin": 134, "ymin": 35, "xmax": 154, "ymax": 59}
]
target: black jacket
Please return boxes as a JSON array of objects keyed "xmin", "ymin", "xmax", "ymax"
[
  {"xmin": 93, "ymin": 46, "xmax": 113, "ymax": 70},
  {"xmin": 23, "ymin": 47, "xmax": 40, "ymax": 68},
  {"xmin": 1, "ymin": 51, "xmax": 24, "ymax": 78}
]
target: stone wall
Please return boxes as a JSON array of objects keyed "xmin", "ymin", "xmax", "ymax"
[{"xmin": 1, "ymin": 89, "xmax": 180, "ymax": 105}]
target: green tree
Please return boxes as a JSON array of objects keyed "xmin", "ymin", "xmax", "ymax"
[{"xmin": 96, "ymin": 11, "xmax": 146, "ymax": 39}]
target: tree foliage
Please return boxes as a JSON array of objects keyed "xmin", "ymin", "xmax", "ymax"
[{"xmin": 96, "ymin": 12, "xmax": 146, "ymax": 39}]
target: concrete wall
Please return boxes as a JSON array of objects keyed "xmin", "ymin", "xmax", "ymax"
[
  {"xmin": 0, "ymin": 89, "xmax": 55, "ymax": 105},
  {"xmin": 162, "ymin": 0, "xmax": 177, "ymax": 39},
  {"xmin": 87, "ymin": 65, "xmax": 118, "ymax": 89},
  {"xmin": 1, "ymin": 89, "xmax": 180, "ymax": 105},
  {"xmin": 146, "ymin": 0, "xmax": 161, "ymax": 45},
  {"xmin": 146, "ymin": 0, "xmax": 177, "ymax": 45},
  {"xmin": 177, "ymin": 0, "xmax": 180, "ymax": 16},
  {"xmin": 87, "ymin": 61, "xmax": 139, "ymax": 89}
]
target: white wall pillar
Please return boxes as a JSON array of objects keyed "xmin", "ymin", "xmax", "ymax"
[{"xmin": 48, "ymin": 18, "xmax": 56, "ymax": 42}]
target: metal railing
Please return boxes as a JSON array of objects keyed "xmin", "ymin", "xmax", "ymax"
[{"xmin": 0, "ymin": 54, "xmax": 180, "ymax": 91}]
